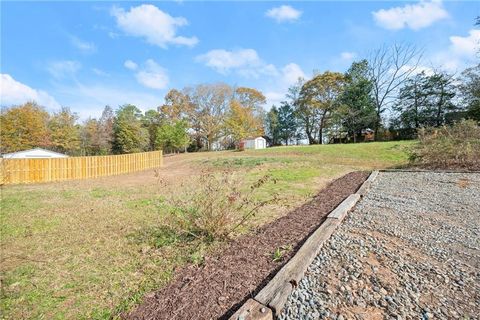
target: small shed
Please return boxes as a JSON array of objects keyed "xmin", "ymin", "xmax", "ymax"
[
  {"xmin": 241, "ymin": 137, "xmax": 267, "ymax": 150},
  {"xmin": 2, "ymin": 148, "xmax": 68, "ymax": 159},
  {"xmin": 361, "ymin": 129, "xmax": 375, "ymax": 142}
]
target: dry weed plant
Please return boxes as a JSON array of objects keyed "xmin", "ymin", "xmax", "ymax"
[
  {"xmin": 410, "ymin": 120, "xmax": 480, "ymax": 170},
  {"xmin": 160, "ymin": 170, "xmax": 278, "ymax": 242}
]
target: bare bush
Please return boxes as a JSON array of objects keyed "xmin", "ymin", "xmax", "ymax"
[
  {"xmin": 410, "ymin": 120, "xmax": 480, "ymax": 170},
  {"xmin": 161, "ymin": 171, "xmax": 277, "ymax": 242}
]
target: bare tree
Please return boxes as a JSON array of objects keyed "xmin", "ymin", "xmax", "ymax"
[{"xmin": 369, "ymin": 43, "xmax": 422, "ymax": 139}]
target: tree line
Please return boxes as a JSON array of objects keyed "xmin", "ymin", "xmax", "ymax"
[
  {"xmin": 0, "ymin": 85, "xmax": 265, "ymax": 155},
  {"xmin": 266, "ymin": 45, "xmax": 479, "ymax": 145},
  {"xmin": 1, "ymin": 44, "xmax": 479, "ymax": 155}
]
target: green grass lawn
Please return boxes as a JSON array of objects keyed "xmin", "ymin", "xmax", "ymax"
[{"xmin": 0, "ymin": 141, "xmax": 414, "ymax": 319}]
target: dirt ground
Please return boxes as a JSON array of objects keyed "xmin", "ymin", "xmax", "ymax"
[{"xmin": 126, "ymin": 171, "xmax": 369, "ymax": 320}]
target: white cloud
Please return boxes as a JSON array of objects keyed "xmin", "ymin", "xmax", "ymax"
[
  {"xmin": 264, "ymin": 63, "xmax": 307, "ymax": 107},
  {"xmin": 124, "ymin": 60, "xmax": 138, "ymax": 70},
  {"xmin": 197, "ymin": 47, "xmax": 306, "ymax": 106},
  {"xmin": 196, "ymin": 48, "xmax": 279, "ymax": 78},
  {"xmin": 372, "ymin": 0, "xmax": 448, "ymax": 30},
  {"xmin": 92, "ymin": 68, "xmax": 110, "ymax": 77},
  {"xmin": 70, "ymin": 35, "xmax": 96, "ymax": 54},
  {"xmin": 47, "ymin": 60, "xmax": 81, "ymax": 79},
  {"xmin": 196, "ymin": 49, "xmax": 261, "ymax": 74},
  {"xmin": 280, "ymin": 63, "xmax": 306, "ymax": 86},
  {"xmin": 264, "ymin": 91, "xmax": 285, "ymax": 107},
  {"xmin": 397, "ymin": 64, "xmax": 435, "ymax": 77},
  {"xmin": 0, "ymin": 74, "xmax": 61, "ymax": 108},
  {"xmin": 432, "ymin": 29, "xmax": 480, "ymax": 72},
  {"xmin": 111, "ymin": 4, "xmax": 198, "ymax": 48},
  {"xmin": 124, "ymin": 60, "xmax": 169, "ymax": 90},
  {"xmin": 340, "ymin": 51, "xmax": 356, "ymax": 61},
  {"xmin": 266, "ymin": 5, "xmax": 302, "ymax": 23},
  {"xmin": 108, "ymin": 31, "xmax": 119, "ymax": 39},
  {"xmin": 54, "ymin": 81, "xmax": 162, "ymax": 119},
  {"xmin": 449, "ymin": 29, "xmax": 480, "ymax": 59}
]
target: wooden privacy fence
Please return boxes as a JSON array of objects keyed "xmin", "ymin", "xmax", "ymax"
[{"xmin": 0, "ymin": 151, "xmax": 163, "ymax": 185}]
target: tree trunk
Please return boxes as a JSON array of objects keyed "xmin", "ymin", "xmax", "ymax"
[
  {"xmin": 374, "ymin": 110, "xmax": 381, "ymax": 141},
  {"xmin": 436, "ymin": 87, "xmax": 444, "ymax": 127}
]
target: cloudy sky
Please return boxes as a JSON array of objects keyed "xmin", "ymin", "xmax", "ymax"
[{"xmin": 1, "ymin": 1, "xmax": 479, "ymax": 118}]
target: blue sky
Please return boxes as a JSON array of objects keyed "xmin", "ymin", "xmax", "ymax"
[{"xmin": 1, "ymin": 1, "xmax": 479, "ymax": 119}]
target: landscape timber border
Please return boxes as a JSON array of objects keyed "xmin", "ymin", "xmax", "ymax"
[
  {"xmin": 379, "ymin": 168, "xmax": 480, "ymax": 174},
  {"xmin": 228, "ymin": 170, "xmax": 379, "ymax": 320}
]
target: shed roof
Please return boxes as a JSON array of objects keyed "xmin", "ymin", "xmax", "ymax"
[
  {"xmin": 2, "ymin": 148, "xmax": 68, "ymax": 158},
  {"xmin": 243, "ymin": 136, "xmax": 266, "ymax": 141}
]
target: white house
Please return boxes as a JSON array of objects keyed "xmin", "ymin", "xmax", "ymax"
[
  {"xmin": 2, "ymin": 148, "xmax": 68, "ymax": 159},
  {"xmin": 242, "ymin": 137, "xmax": 267, "ymax": 150}
]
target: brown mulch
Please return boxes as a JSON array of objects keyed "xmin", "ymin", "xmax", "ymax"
[{"xmin": 126, "ymin": 171, "xmax": 369, "ymax": 320}]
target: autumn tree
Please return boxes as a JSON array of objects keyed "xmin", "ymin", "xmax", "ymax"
[
  {"xmin": 159, "ymin": 89, "xmax": 194, "ymax": 123},
  {"xmin": 298, "ymin": 71, "xmax": 346, "ymax": 144},
  {"xmin": 225, "ymin": 87, "xmax": 266, "ymax": 143},
  {"xmin": 234, "ymin": 87, "xmax": 267, "ymax": 111},
  {"xmin": 49, "ymin": 107, "xmax": 81, "ymax": 155},
  {"xmin": 187, "ymin": 83, "xmax": 233, "ymax": 150},
  {"xmin": 225, "ymin": 100, "xmax": 263, "ymax": 142},
  {"xmin": 98, "ymin": 105, "xmax": 114, "ymax": 154},
  {"xmin": 112, "ymin": 104, "xmax": 148, "ymax": 154},
  {"xmin": 80, "ymin": 118, "xmax": 101, "ymax": 155},
  {"xmin": 0, "ymin": 102, "xmax": 51, "ymax": 153}
]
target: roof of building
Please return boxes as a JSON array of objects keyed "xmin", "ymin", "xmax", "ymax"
[
  {"xmin": 243, "ymin": 136, "xmax": 266, "ymax": 141},
  {"xmin": 2, "ymin": 147, "xmax": 68, "ymax": 158}
]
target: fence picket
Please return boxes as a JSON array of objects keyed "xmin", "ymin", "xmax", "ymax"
[{"xmin": 1, "ymin": 151, "xmax": 163, "ymax": 185}]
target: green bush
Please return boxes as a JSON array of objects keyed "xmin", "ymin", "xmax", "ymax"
[{"xmin": 410, "ymin": 120, "xmax": 480, "ymax": 170}]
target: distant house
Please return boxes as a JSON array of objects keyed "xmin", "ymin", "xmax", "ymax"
[
  {"xmin": 240, "ymin": 137, "xmax": 267, "ymax": 150},
  {"xmin": 361, "ymin": 129, "xmax": 375, "ymax": 142},
  {"xmin": 1, "ymin": 148, "xmax": 68, "ymax": 159}
]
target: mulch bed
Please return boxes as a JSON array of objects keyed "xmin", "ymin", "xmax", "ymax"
[{"xmin": 126, "ymin": 171, "xmax": 369, "ymax": 320}]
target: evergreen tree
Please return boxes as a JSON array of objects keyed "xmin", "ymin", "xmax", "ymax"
[
  {"xmin": 338, "ymin": 60, "xmax": 376, "ymax": 142},
  {"xmin": 265, "ymin": 106, "xmax": 280, "ymax": 146},
  {"xmin": 459, "ymin": 64, "xmax": 480, "ymax": 121},
  {"xmin": 277, "ymin": 102, "xmax": 298, "ymax": 145}
]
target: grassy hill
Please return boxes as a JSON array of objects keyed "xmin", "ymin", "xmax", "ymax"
[{"xmin": 0, "ymin": 141, "xmax": 413, "ymax": 319}]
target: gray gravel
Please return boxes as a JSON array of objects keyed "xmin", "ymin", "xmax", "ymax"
[{"xmin": 280, "ymin": 172, "xmax": 480, "ymax": 320}]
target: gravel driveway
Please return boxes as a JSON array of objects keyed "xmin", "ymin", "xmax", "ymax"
[{"xmin": 280, "ymin": 172, "xmax": 480, "ymax": 320}]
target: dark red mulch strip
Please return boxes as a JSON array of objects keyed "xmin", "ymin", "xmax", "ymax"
[{"xmin": 126, "ymin": 171, "xmax": 369, "ymax": 320}]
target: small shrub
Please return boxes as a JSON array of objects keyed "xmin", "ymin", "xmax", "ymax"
[
  {"xmin": 272, "ymin": 244, "xmax": 293, "ymax": 262},
  {"xmin": 410, "ymin": 120, "xmax": 480, "ymax": 170},
  {"xmin": 162, "ymin": 170, "xmax": 277, "ymax": 242}
]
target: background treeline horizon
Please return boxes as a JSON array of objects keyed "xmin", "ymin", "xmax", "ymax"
[{"xmin": 1, "ymin": 43, "xmax": 479, "ymax": 156}]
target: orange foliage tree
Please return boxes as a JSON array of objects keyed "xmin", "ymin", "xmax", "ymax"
[{"xmin": 0, "ymin": 102, "xmax": 51, "ymax": 153}]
